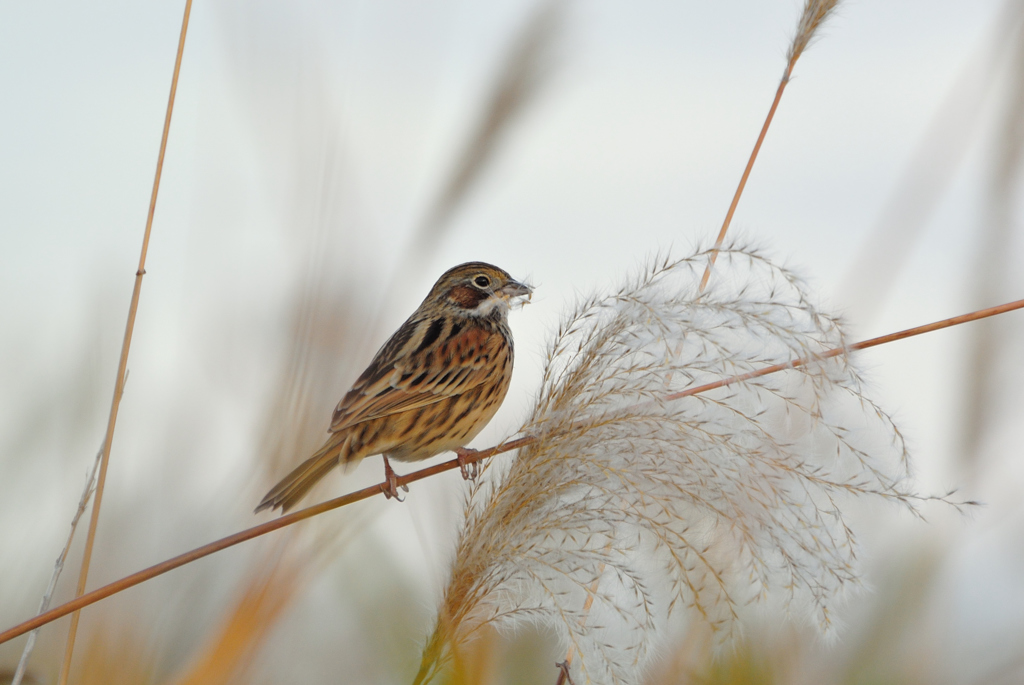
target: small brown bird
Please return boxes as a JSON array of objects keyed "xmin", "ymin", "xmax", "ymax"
[{"xmin": 256, "ymin": 262, "xmax": 532, "ymax": 513}]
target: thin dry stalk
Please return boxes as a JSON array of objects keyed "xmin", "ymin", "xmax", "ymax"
[
  {"xmin": 11, "ymin": 449, "xmax": 102, "ymax": 685},
  {"xmin": 699, "ymin": 0, "xmax": 841, "ymax": 291},
  {"xmin": 56, "ymin": 2, "xmax": 193, "ymax": 682},
  {"xmin": 0, "ymin": 292, "xmax": 1020, "ymax": 648},
  {"xmin": 416, "ymin": 245, "xmax": 969, "ymax": 684}
]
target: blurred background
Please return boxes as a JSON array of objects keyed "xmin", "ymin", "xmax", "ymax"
[{"xmin": 1, "ymin": 0, "xmax": 1023, "ymax": 682}]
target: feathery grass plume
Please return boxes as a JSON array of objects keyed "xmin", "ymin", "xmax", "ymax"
[
  {"xmin": 787, "ymin": 0, "xmax": 841, "ymax": 72},
  {"xmin": 416, "ymin": 244, "xmax": 926, "ymax": 684}
]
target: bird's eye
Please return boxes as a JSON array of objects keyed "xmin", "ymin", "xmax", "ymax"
[{"xmin": 474, "ymin": 275, "xmax": 491, "ymax": 288}]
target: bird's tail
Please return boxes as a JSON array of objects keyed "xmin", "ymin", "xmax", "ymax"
[{"xmin": 255, "ymin": 433, "xmax": 350, "ymax": 514}]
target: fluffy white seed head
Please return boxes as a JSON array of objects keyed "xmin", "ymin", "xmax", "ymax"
[{"xmin": 416, "ymin": 244, "xmax": 935, "ymax": 685}]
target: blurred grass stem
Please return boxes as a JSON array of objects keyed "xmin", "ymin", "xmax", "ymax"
[
  {"xmin": 0, "ymin": 296, "xmax": 1020, "ymax": 647},
  {"xmin": 411, "ymin": 0, "xmax": 561, "ymax": 253},
  {"xmin": 11, "ymin": 449, "xmax": 101, "ymax": 685},
  {"xmin": 699, "ymin": 0, "xmax": 840, "ymax": 291},
  {"xmin": 376, "ymin": 0, "xmax": 561, "ymax": 330},
  {"xmin": 958, "ymin": 3, "xmax": 1024, "ymax": 476},
  {"xmin": 56, "ymin": 2, "xmax": 192, "ymax": 682},
  {"xmin": 836, "ymin": 0, "xmax": 1024, "ymax": 323}
]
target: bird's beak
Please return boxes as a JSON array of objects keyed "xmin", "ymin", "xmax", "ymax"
[{"xmin": 499, "ymin": 279, "xmax": 533, "ymax": 302}]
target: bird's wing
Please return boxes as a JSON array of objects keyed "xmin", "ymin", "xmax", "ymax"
[{"xmin": 329, "ymin": 316, "xmax": 508, "ymax": 433}]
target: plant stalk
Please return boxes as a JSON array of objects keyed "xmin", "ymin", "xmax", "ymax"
[{"xmin": 56, "ymin": 2, "xmax": 192, "ymax": 682}]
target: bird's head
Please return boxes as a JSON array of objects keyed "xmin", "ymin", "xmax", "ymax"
[{"xmin": 425, "ymin": 262, "xmax": 533, "ymax": 318}]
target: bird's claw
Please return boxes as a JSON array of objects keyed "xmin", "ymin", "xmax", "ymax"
[
  {"xmin": 381, "ymin": 458, "xmax": 408, "ymax": 502},
  {"xmin": 455, "ymin": 447, "xmax": 481, "ymax": 481}
]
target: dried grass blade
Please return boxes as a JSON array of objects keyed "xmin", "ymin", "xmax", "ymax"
[
  {"xmin": 699, "ymin": 0, "xmax": 841, "ymax": 291},
  {"xmin": 56, "ymin": 2, "xmax": 193, "ymax": 682}
]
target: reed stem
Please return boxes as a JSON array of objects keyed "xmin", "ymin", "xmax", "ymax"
[{"xmin": 56, "ymin": 2, "xmax": 192, "ymax": 682}]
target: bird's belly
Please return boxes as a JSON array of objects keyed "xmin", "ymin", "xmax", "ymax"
[{"xmin": 379, "ymin": 380, "xmax": 508, "ymax": 463}]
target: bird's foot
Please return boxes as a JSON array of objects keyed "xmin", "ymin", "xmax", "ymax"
[
  {"xmin": 381, "ymin": 457, "xmax": 409, "ymax": 502},
  {"xmin": 454, "ymin": 447, "xmax": 481, "ymax": 481}
]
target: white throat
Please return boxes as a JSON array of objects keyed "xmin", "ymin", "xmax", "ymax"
[{"xmin": 469, "ymin": 295, "xmax": 508, "ymax": 318}]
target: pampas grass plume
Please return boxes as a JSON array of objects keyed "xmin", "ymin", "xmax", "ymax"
[{"xmin": 414, "ymin": 244, "xmax": 929, "ymax": 685}]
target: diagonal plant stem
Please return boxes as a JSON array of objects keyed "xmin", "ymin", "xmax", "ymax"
[
  {"xmin": 698, "ymin": 77, "xmax": 787, "ymax": 293},
  {"xmin": 0, "ymin": 296, "xmax": 1021, "ymax": 648},
  {"xmin": 11, "ymin": 449, "xmax": 102, "ymax": 685},
  {"xmin": 699, "ymin": 0, "xmax": 841, "ymax": 291},
  {"xmin": 55, "ymin": 2, "xmax": 193, "ymax": 683}
]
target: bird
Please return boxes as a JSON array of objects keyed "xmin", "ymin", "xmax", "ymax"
[{"xmin": 256, "ymin": 262, "xmax": 532, "ymax": 513}]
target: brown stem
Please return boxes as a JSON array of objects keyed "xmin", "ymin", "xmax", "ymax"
[
  {"xmin": 664, "ymin": 297, "xmax": 1024, "ymax": 402},
  {"xmin": 699, "ymin": 61, "xmax": 794, "ymax": 293},
  {"xmin": 55, "ymin": 2, "xmax": 193, "ymax": 683},
  {"xmin": 2, "ymin": 298, "xmax": 1022, "ymax": 648}
]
